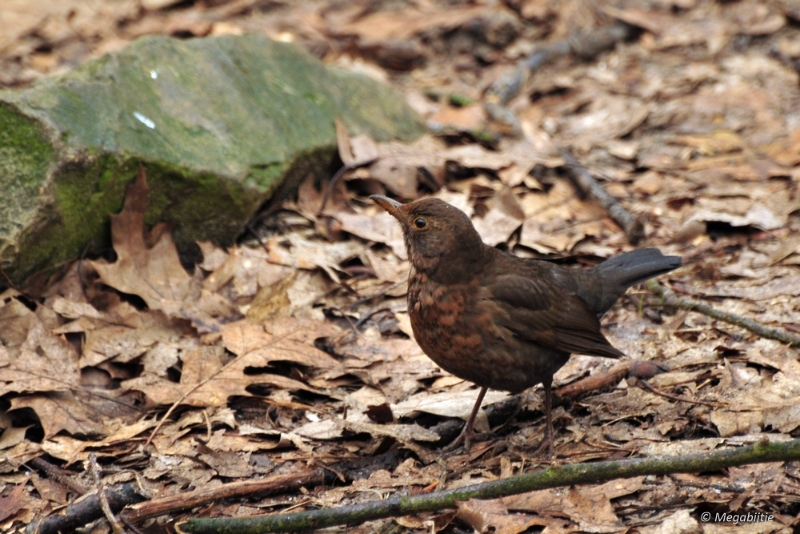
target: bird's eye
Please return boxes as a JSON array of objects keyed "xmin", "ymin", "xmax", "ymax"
[{"xmin": 413, "ymin": 217, "xmax": 428, "ymax": 229}]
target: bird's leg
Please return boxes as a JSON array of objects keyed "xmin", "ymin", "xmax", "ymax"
[
  {"xmin": 544, "ymin": 381, "xmax": 554, "ymax": 457},
  {"xmin": 533, "ymin": 381, "xmax": 555, "ymax": 457},
  {"xmin": 442, "ymin": 387, "xmax": 488, "ymax": 453}
]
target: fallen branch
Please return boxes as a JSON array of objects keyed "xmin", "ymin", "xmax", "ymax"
[
  {"xmin": 26, "ymin": 483, "xmax": 146, "ymax": 534},
  {"xmin": 118, "ymin": 449, "xmax": 408, "ymax": 532},
  {"xmin": 89, "ymin": 453, "xmax": 124, "ymax": 534},
  {"xmin": 123, "ymin": 469, "xmax": 327, "ymax": 523},
  {"xmin": 635, "ymin": 378, "xmax": 722, "ymax": 408},
  {"xmin": 28, "ymin": 456, "xmax": 89, "ymax": 496},
  {"xmin": 646, "ymin": 280, "xmax": 800, "ymax": 347},
  {"xmin": 560, "ymin": 149, "xmax": 644, "ymax": 244},
  {"xmin": 485, "ymin": 22, "xmax": 635, "ymax": 133},
  {"xmin": 177, "ymin": 437, "xmax": 800, "ymax": 534},
  {"xmin": 556, "ymin": 359, "xmax": 664, "ymax": 399}
]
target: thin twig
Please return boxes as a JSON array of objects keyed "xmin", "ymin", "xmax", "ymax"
[
  {"xmin": 646, "ymin": 280, "xmax": 800, "ymax": 347},
  {"xmin": 560, "ymin": 149, "xmax": 644, "ymax": 244},
  {"xmin": 124, "ymin": 470, "xmax": 327, "ymax": 523},
  {"xmin": 484, "ymin": 21, "xmax": 634, "ymax": 132},
  {"xmin": 556, "ymin": 360, "xmax": 635, "ymax": 399},
  {"xmin": 89, "ymin": 453, "xmax": 124, "ymax": 534},
  {"xmin": 666, "ymin": 474, "xmax": 745, "ymax": 494},
  {"xmin": 244, "ymin": 223, "xmax": 269, "ymax": 254},
  {"xmin": 143, "ymin": 329, "xmax": 300, "ymax": 449},
  {"xmin": 0, "ymin": 266, "xmax": 16, "ymax": 289},
  {"xmin": 349, "ymin": 280, "xmax": 404, "ymax": 310},
  {"xmin": 28, "ymin": 457, "xmax": 89, "ymax": 495},
  {"xmin": 317, "ymin": 164, "xmax": 350, "ymax": 216},
  {"xmin": 635, "ymin": 378, "xmax": 722, "ymax": 408},
  {"xmin": 26, "ymin": 483, "xmax": 147, "ymax": 534},
  {"xmin": 178, "ymin": 437, "xmax": 800, "ymax": 533},
  {"xmin": 77, "ymin": 240, "xmax": 95, "ymax": 300}
]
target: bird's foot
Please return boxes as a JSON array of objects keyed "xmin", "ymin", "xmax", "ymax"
[
  {"xmin": 440, "ymin": 427, "xmax": 471, "ymax": 455},
  {"xmin": 438, "ymin": 387, "xmax": 488, "ymax": 456},
  {"xmin": 531, "ymin": 434, "xmax": 554, "ymax": 458}
]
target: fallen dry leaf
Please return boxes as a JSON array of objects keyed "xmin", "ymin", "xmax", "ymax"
[
  {"xmin": 90, "ymin": 168, "xmax": 242, "ymax": 332},
  {"xmin": 0, "ymin": 310, "xmax": 80, "ymax": 396}
]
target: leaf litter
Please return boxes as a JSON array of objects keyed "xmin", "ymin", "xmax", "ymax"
[{"xmin": 3, "ymin": 0, "xmax": 800, "ymax": 532}]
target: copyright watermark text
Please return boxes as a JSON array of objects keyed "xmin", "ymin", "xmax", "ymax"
[{"xmin": 700, "ymin": 511, "xmax": 774, "ymax": 524}]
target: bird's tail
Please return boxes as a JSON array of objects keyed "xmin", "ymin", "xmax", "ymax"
[
  {"xmin": 596, "ymin": 248, "xmax": 682, "ymax": 288},
  {"xmin": 587, "ymin": 248, "xmax": 682, "ymax": 315}
]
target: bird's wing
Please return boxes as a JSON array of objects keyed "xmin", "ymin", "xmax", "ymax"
[{"xmin": 485, "ymin": 274, "xmax": 625, "ymax": 359}]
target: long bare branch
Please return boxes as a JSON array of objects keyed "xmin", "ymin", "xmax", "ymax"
[{"xmin": 178, "ymin": 437, "xmax": 800, "ymax": 534}]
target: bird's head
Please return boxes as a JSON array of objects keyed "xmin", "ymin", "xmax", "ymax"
[{"xmin": 371, "ymin": 195, "xmax": 486, "ymax": 279}]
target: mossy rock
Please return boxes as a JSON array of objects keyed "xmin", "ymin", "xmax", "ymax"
[{"xmin": 0, "ymin": 35, "xmax": 424, "ymax": 288}]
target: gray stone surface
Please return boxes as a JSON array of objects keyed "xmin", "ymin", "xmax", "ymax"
[{"xmin": 0, "ymin": 34, "xmax": 423, "ymax": 287}]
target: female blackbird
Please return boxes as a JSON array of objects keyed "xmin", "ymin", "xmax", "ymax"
[{"xmin": 372, "ymin": 195, "xmax": 682, "ymax": 454}]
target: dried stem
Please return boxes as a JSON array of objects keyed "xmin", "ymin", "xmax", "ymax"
[
  {"xmin": 124, "ymin": 470, "xmax": 327, "ymax": 523},
  {"xmin": 560, "ymin": 149, "xmax": 644, "ymax": 244},
  {"xmin": 646, "ymin": 280, "xmax": 800, "ymax": 347},
  {"xmin": 28, "ymin": 457, "xmax": 89, "ymax": 496},
  {"xmin": 484, "ymin": 22, "xmax": 634, "ymax": 132},
  {"xmin": 26, "ymin": 483, "xmax": 145, "ymax": 534}
]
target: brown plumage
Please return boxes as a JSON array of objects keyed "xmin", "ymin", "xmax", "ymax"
[{"xmin": 372, "ymin": 195, "xmax": 682, "ymax": 454}]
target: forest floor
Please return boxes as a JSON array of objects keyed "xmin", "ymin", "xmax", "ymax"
[{"xmin": 2, "ymin": 0, "xmax": 800, "ymax": 532}]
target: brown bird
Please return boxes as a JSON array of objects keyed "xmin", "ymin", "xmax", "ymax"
[{"xmin": 372, "ymin": 195, "xmax": 682, "ymax": 454}]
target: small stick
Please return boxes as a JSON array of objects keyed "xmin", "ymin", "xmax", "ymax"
[
  {"xmin": 556, "ymin": 360, "xmax": 634, "ymax": 399},
  {"xmin": 28, "ymin": 456, "xmax": 89, "ymax": 496},
  {"xmin": 560, "ymin": 149, "xmax": 644, "ymax": 244},
  {"xmin": 143, "ymin": 328, "xmax": 302, "ymax": 449},
  {"xmin": 635, "ymin": 378, "xmax": 722, "ymax": 408},
  {"xmin": 485, "ymin": 22, "xmax": 635, "ymax": 131},
  {"xmin": 244, "ymin": 223, "xmax": 269, "ymax": 254},
  {"xmin": 27, "ymin": 483, "xmax": 145, "ymax": 534},
  {"xmin": 0, "ymin": 266, "xmax": 15, "ymax": 289},
  {"xmin": 123, "ymin": 470, "xmax": 327, "ymax": 522},
  {"xmin": 646, "ymin": 280, "xmax": 800, "ymax": 347},
  {"xmin": 89, "ymin": 453, "xmax": 124, "ymax": 534},
  {"xmin": 317, "ymin": 164, "xmax": 350, "ymax": 216},
  {"xmin": 77, "ymin": 240, "xmax": 95, "ymax": 300}
]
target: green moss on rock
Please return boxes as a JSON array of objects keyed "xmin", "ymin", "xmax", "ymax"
[{"xmin": 0, "ymin": 35, "xmax": 424, "ymax": 287}]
